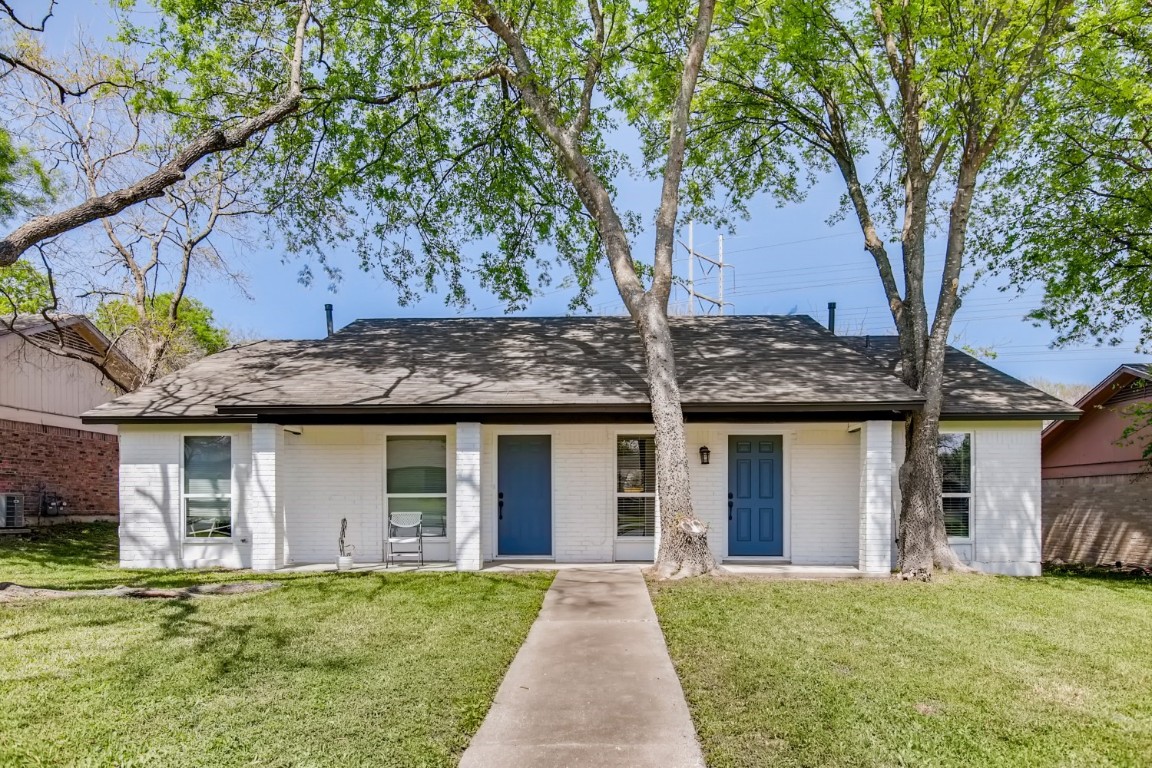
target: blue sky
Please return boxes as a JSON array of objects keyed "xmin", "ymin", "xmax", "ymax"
[{"xmin": 29, "ymin": 1, "xmax": 1152, "ymax": 387}]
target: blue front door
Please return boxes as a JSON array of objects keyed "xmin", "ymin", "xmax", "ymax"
[
  {"xmin": 728, "ymin": 436, "xmax": 784, "ymax": 557},
  {"xmin": 497, "ymin": 435, "xmax": 552, "ymax": 556}
]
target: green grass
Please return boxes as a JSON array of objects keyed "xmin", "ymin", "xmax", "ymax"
[
  {"xmin": 0, "ymin": 524, "xmax": 552, "ymax": 767},
  {"xmin": 651, "ymin": 573, "xmax": 1152, "ymax": 768}
]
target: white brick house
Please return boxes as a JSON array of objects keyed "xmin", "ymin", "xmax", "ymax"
[{"xmin": 85, "ymin": 316, "xmax": 1077, "ymax": 576}]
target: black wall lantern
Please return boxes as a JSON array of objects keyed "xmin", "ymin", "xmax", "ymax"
[{"xmin": 699, "ymin": 446, "xmax": 711, "ymax": 465}]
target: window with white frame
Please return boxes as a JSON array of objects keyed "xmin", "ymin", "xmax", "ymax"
[
  {"xmin": 386, "ymin": 436, "xmax": 448, "ymax": 537},
  {"xmin": 183, "ymin": 436, "xmax": 232, "ymax": 538},
  {"xmin": 938, "ymin": 432, "xmax": 972, "ymax": 539},
  {"xmin": 616, "ymin": 435, "xmax": 656, "ymax": 537}
]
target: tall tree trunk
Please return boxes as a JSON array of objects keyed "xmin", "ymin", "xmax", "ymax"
[
  {"xmin": 898, "ymin": 159, "xmax": 981, "ymax": 579},
  {"xmin": 474, "ymin": 0, "xmax": 717, "ymax": 577},
  {"xmin": 635, "ymin": 298, "xmax": 716, "ymax": 579},
  {"xmin": 899, "ymin": 415, "xmax": 965, "ymax": 578}
]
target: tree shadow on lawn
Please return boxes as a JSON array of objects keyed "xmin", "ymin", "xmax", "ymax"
[{"xmin": 0, "ymin": 522, "xmax": 119, "ymax": 571}]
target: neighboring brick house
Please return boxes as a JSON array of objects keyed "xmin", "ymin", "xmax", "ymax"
[
  {"xmin": 0, "ymin": 315, "xmax": 141, "ymax": 521},
  {"xmin": 1042, "ymin": 364, "xmax": 1152, "ymax": 567}
]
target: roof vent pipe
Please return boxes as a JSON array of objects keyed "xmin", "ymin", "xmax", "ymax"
[
  {"xmin": 827, "ymin": 301, "xmax": 836, "ymax": 334},
  {"xmin": 324, "ymin": 303, "xmax": 334, "ymax": 337}
]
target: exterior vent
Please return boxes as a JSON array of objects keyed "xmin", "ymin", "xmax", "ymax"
[
  {"xmin": 1104, "ymin": 381, "xmax": 1150, "ymax": 407},
  {"xmin": 0, "ymin": 494, "xmax": 24, "ymax": 528},
  {"xmin": 29, "ymin": 326, "xmax": 102, "ymax": 357}
]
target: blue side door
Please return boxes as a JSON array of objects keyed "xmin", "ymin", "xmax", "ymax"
[
  {"xmin": 728, "ymin": 436, "xmax": 784, "ymax": 557},
  {"xmin": 497, "ymin": 435, "xmax": 553, "ymax": 556}
]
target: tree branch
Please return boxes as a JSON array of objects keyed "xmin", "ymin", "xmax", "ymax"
[
  {"xmin": 651, "ymin": 0, "xmax": 717, "ymax": 302},
  {"xmin": 0, "ymin": 50, "xmax": 133, "ymax": 102},
  {"xmin": 0, "ymin": 0, "xmax": 313, "ymax": 268},
  {"xmin": 335, "ymin": 64, "xmax": 503, "ymax": 106},
  {"xmin": 0, "ymin": 0, "xmax": 54, "ymax": 32},
  {"xmin": 570, "ymin": 0, "xmax": 606, "ymax": 138}
]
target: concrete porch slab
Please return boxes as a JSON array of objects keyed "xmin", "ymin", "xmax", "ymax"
[
  {"xmin": 274, "ymin": 560, "xmax": 880, "ymax": 578},
  {"xmin": 720, "ymin": 563, "xmax": 883, "ymax": 578},
  {"xmin": 275, "ymin": 561, "xmax": 647, "ymax": 574}
]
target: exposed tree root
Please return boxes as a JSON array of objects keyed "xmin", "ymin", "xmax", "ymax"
[
  {"xmin": 899, "ymin": 546, "xmax": 978, "ymax": 581},
  {"xmin": 651, "ymin": 516, "xmax": 720, "ymax": 580},
  {"xmin": 0, "ymin": 581, "xmax": 280, "ymax": 602}
]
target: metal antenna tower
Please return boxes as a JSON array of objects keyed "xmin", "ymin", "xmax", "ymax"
[{"xmin": 681, "ymin": 221, "xmax": 735, "ymax": 315}]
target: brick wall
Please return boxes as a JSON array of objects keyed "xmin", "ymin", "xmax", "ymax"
[
  {"xmin": 1043, "ymin": 473, "xmax": 1152, "ymax": 566},
  {"xmin": 0, "ymin": 417, "xmax": 119, "ymax": 516}
]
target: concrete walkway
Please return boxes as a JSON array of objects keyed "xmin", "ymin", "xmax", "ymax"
[{"xmin": 460, "ymin": 567, "xmax": 705, "ymax": 768}]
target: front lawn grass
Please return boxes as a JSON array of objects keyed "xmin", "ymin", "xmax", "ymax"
[
  {"xmin": 0, "ymin": 524, "xmax": 551, "ymax": 767},
  {"xmin": 651, "ymin": 573, "xmax": 1152, "ymax": 768}
]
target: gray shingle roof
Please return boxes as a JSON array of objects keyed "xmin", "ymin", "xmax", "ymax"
[
  {"xmin": 838, "ymin": 336, "xmax": 1080, "ymax": 419},
  {"xmin": 1, "ymin": 312, "xmax": 84, "ymax": 335},
  {"xmin": 82, "ymin": 315, "xmax": 1074, "ymax": 422}
]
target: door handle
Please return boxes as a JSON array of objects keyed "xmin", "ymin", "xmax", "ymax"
[
  {"xmin": 498, "ymin": 491, "xmax": 504, "ymax": 520},
  {"xmin": 728, "ymin": 492, "xmax": 733, "ymax": 520}
]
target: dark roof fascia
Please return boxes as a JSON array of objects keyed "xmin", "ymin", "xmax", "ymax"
[
  {"xmin": 1071, "ymin": 364, "xmax": 1150, "ymax": 411},
  {"xmin": 213, "ymin": 400, "xmax": 927, "ymax": 417},
  {"xmin": 254, "ymin": 411, "xmax": 910, "ymax": 425},
  {"xmin": 943, "ymin": 410, "xmax": 1081, "ymax": 422},
  {"xmin": 82, "ymin": 414, "xmax": 260, "ymax": 425}
]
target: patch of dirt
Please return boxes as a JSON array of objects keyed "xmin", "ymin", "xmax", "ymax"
[
  {"xmin": 0, "ymin": 581, "xmax": 281, "ymax": 602},
  {"xmin": 914, "ymin": 701, "xmax": 943, "ymax": 716}
]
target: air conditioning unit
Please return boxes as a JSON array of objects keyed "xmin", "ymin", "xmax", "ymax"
[{"xmin": 0, "ymin": 494, "xmax": 24, "ymax": 528}]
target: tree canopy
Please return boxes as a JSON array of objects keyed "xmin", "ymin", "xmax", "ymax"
[
  {"xmin": 680, "ymin": 0, "xmax": 1074, "ymax": 576},
  {"xmin": 0, "ymin": 258, "xmax": 51, "ymax": 314},
  {"xmin": 985, "ymin": 0, "xmax": 1152, "ymax": 349},
  {"xmin": 0, "ymin": 126, "xmax": 50, "ymax": 224},
  {"xmin": 93, "ymin": 292, "xmax": 230, "ymax": 379}
]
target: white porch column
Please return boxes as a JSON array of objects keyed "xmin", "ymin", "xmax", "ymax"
[
  {"xmin": 455, "ymin": 422, "xmax": 482, "ymax": 571},
  {"xmin": 249, "ymin": 423, "xmax": 284, "ymax": 571},
  {"xmin": 858, "ymin": 420, "xmax": 894, "ymax": 575}
]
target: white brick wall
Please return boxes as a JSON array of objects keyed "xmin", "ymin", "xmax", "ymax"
[
  {"xmin": 118, "ymin": 427, "xmax": 181, "ymax": 568},
  {"xmin": 957, "ymin": 420, "xmax": 1043, "ymax": 576},
  {"xmin": 280, "ymin": 425, "xmax": 457, "ymax": 565},
  {"xmin": 249, "ymin": 423, "xmax": 282, "ymax": 570},
  {"xmin": 791, "ymin": 427, "xmax": 862, "ymax": 565},
  {"xmin": 455, "ymin": 422, "xmax": 482, "ymax": 570},
  {"xmin": 480, "ymin": 426, "xmax": 616, "ymax": 563},
  {"xmin": 891, "ymin": 420, "xmax": 1043, "ymax": 576},
  {"xmin": 857, "ymin": 421, "xmax": 894, "ymax": 574},
  {"xmin": 118, "ymin": 424, "xmax": 250, "ymax": 569},
  {"xmin": 115, "ymin": 419, "xmax": 1042, "ymax": 574}
]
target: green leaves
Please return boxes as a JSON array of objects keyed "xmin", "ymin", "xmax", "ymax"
[
  {"xmin": 0, "ymin": 259, "xmax": 52, "ymax": 314},
  {"xmin": 0, "ymin": 127, "xmax": 51, "ymax": 225},
  {"xmin": 984, "ymin": 0, "xmax": 1152, "ymax": 348}
]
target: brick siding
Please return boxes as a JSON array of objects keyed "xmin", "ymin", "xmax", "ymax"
[
  {"xmin": 1043, "ymin": 473, "xmax": 1152, "ymax": 567},
  {"xmin": 0, "ymin": 417, "xmax": 119, "ymax": 516}
]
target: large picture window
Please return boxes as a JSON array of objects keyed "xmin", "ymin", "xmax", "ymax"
[
  {"xmin": 386, "ymin": 436, "xmax": 448, "ymax": 537},
  {"xmin": 616, "ymin": 435, "xmax": 656, "ymax": 537},
  {"xmin": 183, "ymin": 436, "xmax": 232, "ymax": 538},
  {"xmin": 938, "ymin": 432, "xmax": 972, "ymax": 539}
]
